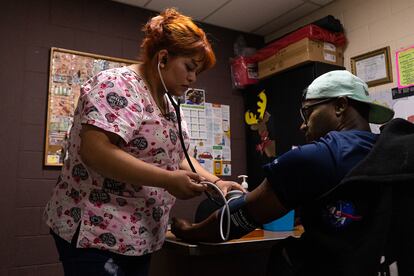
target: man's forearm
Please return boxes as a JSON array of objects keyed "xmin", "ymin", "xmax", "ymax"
[
  {"xmin": 173, "ymin": 210, "xmax": 223, "ymax": 243},
  {"xmin": 172, "ymin": 179, "xmax": 289, "ymax": 243}
]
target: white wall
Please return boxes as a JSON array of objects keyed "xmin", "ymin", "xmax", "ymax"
[{"xmin": 266, "ymin": 0, "xmax": 414, "ymax": 95}]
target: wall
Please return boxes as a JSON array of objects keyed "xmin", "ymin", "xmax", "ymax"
[
  {"xmin": 266, "ymin": 0, "xmax": 414, "ymax": 96},
  {"xmin": 0, "ymin": 0, "xmax": 263, "ymax": 274}
]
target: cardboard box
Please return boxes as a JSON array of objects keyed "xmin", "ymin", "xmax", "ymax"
[{"xmin": 258, "ymin": 38, "xmax": 344, "ymax": 79}]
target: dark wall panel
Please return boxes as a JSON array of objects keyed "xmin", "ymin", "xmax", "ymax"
[{"xmin": 0, "ymin": 0, "xmax": 263, "ymax": 274}]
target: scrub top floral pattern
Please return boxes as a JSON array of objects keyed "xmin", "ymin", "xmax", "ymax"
[{"xmin": 44, "ymin": 67, "xmax": 190, "ymax": 256}]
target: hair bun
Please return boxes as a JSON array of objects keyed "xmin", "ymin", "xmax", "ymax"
[
  {"xmin": 161, "ymin": 8, "xmax": 181, "ymax": 21},
  {"xmin": 144, "ymin": 8, "xmax": 182, "ymax": 39}
]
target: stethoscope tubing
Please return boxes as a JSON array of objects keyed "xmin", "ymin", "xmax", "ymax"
[{"xmin": 158, "ymin": 62, "xmax": 243, "ymax": 240}]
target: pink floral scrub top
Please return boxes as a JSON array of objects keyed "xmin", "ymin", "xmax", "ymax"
[{"xmin": 44, "ymin": 67, "xmax": 189, "ymax": 256}]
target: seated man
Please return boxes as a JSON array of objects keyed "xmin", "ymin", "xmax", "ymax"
[{"xmin": 171, "ymin": 70, "xmax": 412, "ymax": 275}]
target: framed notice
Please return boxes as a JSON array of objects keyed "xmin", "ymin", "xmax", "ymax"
[
  {"xmin": 351, "ymin": 46, "xmax": 393, "ymax": 87},
  {"xmin": 396, "ymin": 45, "xmax": 414, "ymax": 89},
  {"xmin": 44, "ymin": 47, "xmax": 137, "ymax": 166}
]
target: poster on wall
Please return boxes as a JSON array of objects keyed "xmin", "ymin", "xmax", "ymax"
[
  {"xmin": 182, "ymin": 99, "xmax": 231, "ymax": 176},
  {"xmin": 44, "ymin": 47, "xmax": 137, "ymax": 166},
  {"xmin": 396, "ymin": 45, "xmax": 414, "ymax": 88}
]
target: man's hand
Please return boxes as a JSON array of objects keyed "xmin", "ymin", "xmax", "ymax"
[
  {"xmin": 171, "ymin": 211, "xmax": 223, "ymax": 243},
  {"xmin": 171, "ymin": 217, "xmax": 194, "ymax": 241},
  {"xmin": 215, "ymin": 180, "xmax": 246, "ymax": 196}
]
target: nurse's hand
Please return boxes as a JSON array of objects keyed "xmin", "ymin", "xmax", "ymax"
[{"xmin": 166, "ymin": 170, "xmax": 207, "ymax": 200}]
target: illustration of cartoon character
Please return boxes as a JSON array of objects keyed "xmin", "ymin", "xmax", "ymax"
[
  {"xmin": 245, "ymin": 90, "xmax": 276, "ymax": 158},
  {"xmin": 150, "ymin": 148, "xmax": 167, "ymax": 164},
  {"xmin": 153, "ymin": 129, "xmax": 168, "ymax": 144}
]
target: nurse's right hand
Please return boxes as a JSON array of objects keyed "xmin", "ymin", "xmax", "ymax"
[{"xmin": 166, "ymin": 170, "xmax": 207, "ymax": 199}]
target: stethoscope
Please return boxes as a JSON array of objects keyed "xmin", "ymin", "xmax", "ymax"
[{"xmin": 157, "ymin": 60, "xmax": 244, "ymax": 241}]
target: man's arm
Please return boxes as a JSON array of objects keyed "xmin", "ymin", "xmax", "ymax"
[{"xmin": 171, "ymin": 178, "xmax": 289, "ymax": 242}]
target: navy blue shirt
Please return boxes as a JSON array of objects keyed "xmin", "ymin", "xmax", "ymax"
[{"xmin": 263, "ymin": 130, "xmax": 378, "ymax": 209}]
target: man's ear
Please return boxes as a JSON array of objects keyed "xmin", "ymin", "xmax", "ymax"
[{"xmin": 335, "ymin": 97, "xmax": 348, "ymax": 116}]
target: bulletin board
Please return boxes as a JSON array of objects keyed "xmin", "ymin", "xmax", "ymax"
[
  {"xmin": 44, "ymin": 47, "xmax": 137, "ymax": 166},
  {"xmin": 182, "ymin": 98, "xmax": 232, "ymax": 176}
]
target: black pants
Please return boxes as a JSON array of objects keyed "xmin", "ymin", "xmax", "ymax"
[{"xmin": 51, "ymin": 230, "xmax": 151, "ymax": 276}]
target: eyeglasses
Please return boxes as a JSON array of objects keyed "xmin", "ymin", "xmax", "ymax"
[{"xmin": 300, "ymin": 98, "xmax": 336, "ymax": 125}]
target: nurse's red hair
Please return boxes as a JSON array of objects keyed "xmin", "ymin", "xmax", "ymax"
[{"xmin": 140, "ymin": 8, "xmax": 216, "ymax": 72}]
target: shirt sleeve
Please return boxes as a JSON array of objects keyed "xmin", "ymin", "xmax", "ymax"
[
  {"xmin": 79, "ymin": 70, "xmax": 145, "ymax": 144},
  {"xmin": 263, "ymin": 142, "xmax": 338, "ymax": 209}
]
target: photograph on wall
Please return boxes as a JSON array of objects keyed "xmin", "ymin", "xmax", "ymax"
[
  {"xmin": 185, "ymin": 88, "xmax": 205, "ymax": 105},
  {"xmin": 44, "ymin": 47, "xmax": 137, "ymax": 166}
]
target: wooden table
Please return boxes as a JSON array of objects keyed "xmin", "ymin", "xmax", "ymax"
[{"xmin": 149, "ymin": 227, "xmax": 304, "ymax": 276}]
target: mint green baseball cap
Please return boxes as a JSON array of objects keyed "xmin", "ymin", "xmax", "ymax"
[{"xmin": 305, "ymin": 70, "xmax": 394, "ymax": 124}]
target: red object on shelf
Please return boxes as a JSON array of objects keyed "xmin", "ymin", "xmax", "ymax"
[
  {"xmin": 230, "ymin": 56, "xmax": 258, "ymax": 89},
  {"xmin": 230, "ymin": 24, "xmax": 346, "ymax": 88}
]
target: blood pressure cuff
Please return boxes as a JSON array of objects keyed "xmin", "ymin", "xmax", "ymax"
[{"xmin": 220, "ymin": 194, "xmax": 260, "ymax": 240}]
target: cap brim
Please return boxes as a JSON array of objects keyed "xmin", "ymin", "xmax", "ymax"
[{"xmin": 367, "ymin": 102, "xmax": 395, "ymax": 124}]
